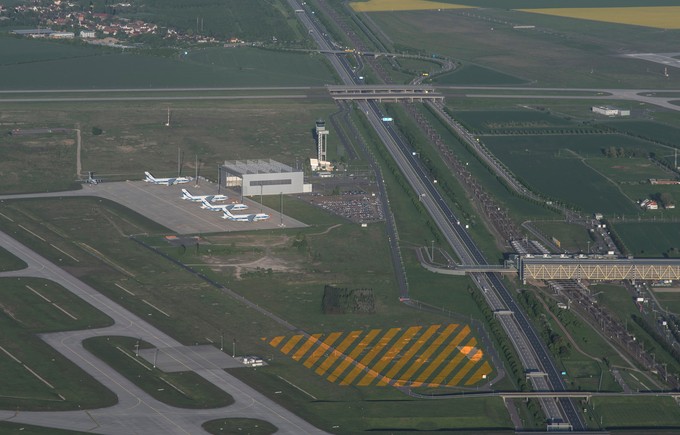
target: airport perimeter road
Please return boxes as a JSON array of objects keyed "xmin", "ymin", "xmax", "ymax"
[{"xmin": 0, "ymin": 230, "xmax": 325, "ymax": 434}]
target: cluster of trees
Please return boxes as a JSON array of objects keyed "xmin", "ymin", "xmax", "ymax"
[
  {"xmin": 321, "ymin": 285, "xmax": 375, "ymax": 314},
  {"xmin": 600, "ymin": 146, "xmax": 649, "ymax": 158}
]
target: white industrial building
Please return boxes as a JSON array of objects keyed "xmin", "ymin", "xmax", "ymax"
[{"xmin": 220, "ymin": 159, "xmax": 311, "ymax": 196}]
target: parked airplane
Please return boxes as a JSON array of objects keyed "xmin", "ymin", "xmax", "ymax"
[
  {"xmin": 181, "ymin": 189, "xmax": 228, "ymax": 202},
  {"xmin": 201, "ymin": 198, "xmax": 249, "ymax": 212},
  {"xmin": 222, "ymin": 209, "xmax": 270, "ymax": 222},
  {"xmin": 144, "ymin": 171, "xmax": 192, "ymax": 186}
]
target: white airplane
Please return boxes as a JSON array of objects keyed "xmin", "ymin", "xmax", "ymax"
[
  {"xmin": 181, "ymin": 189, "xmax": 228, "ymax": 202},
  {"xmin": 222, "ymin": 209, "xmax": 270, "ymax": 222},
  {"xmin": 201, "ymin": 198, "xmax": 249, "ymax": 212},
  {"xmin": 144, "ymin": 171, "xmax": 192, "ymax": 186}
]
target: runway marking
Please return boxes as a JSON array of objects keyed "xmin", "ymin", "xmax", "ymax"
[
  {"xmin": 49, "ymin": 243, "xmax": 80, "ymax": 262},
  {"xmin": 142, "ymin": 299, "xmax": 170, "ymax": 317},
  {"xmin": 23, "ymin": 364, "xmax": 55, "ymax": 389},
  {"xmin": 264, "ymin": 324, "xmax": 492, "ymax": 388},
  {"xmin": 18, "ymin": 224, "xmax": 46, "ymax": 241},
  {"xmin": 26, "ymin": 285, "xmax": 52, "ymax": 302},
  {"xmin": 0, "ymin": 211, "xmax": 14, "ymax": 222},
  {"xmin": 115, "ymin": 283, "xmax": 136, "ymax": 296},
  {"xmin": 0, "ymin": 345, "xmax": 22, "ymax": 363}
]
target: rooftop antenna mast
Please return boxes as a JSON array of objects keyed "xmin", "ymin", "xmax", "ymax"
[
  {"xmin": 177, "ymin": 146, "xmax": 181, "ymax": 177},
  {"xmin": 195, "ymin": 154, "xmax": 199, "ymax": 187}
]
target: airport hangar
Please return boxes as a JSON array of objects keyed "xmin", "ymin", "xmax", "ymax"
[{"xmin": 220, "ymin": 159, "xmax": 312, "ymax": 197}]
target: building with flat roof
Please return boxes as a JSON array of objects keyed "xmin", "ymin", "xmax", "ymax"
[
  {"xmin": 592, "ymin": 105, "xmax": 630, "ymax": 117},
  {"xmin": 220, "ymin": 159, "xmax": 311, "ymax": 196}
]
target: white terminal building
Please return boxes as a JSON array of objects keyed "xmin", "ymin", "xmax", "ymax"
[{"xmin": 220, "ymin": 159, "xmax": 311, "ymax": 196}]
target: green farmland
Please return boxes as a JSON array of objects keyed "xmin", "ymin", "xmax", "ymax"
[
  {"xmin": 481, "ymin": 134, "xmax": 669, "ymax": 214},
  {"xmin": 0, "ymin": 37, "xmax": 336, "ymax": 89}
]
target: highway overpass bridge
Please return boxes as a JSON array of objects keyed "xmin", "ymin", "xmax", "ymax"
[
  {"xmin": 519, "ymin": 256, "xmax": 680, "ymax": 282},
  {"xmin": 327, "ymin": 85, "xmax": 444, "ymax": 102}
]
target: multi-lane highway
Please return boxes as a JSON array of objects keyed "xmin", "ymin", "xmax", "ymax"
[{"xmin": 287, "ymin": 2, "xmax": 586, "ymax": 429}]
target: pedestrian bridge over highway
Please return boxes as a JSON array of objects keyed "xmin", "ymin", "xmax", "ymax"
[
  {"xmin": 519, "ymin": 256, "xmax": 680, "ymax": 282},
  {"xmin": 327, "ymin": 85, "xmax": 444, "ymax": 102}
]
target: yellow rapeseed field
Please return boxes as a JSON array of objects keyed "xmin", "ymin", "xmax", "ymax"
[
  {"xmin": 519, "ymin": 7, "xmax": 680, "ymax": 29},
  {"xmin": 350, "ymin": 0, "xmax": 472, "ymax": 13}
]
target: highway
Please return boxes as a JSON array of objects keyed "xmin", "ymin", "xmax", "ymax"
[{"xmin": 286, "ymin": 1, "xmax": 586, "ymax": 429}]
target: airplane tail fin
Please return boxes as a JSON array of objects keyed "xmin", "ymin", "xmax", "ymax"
[
  {"xmin": 144, "ymin": 171, "xmax": 155, "ymax": 181},
  {"xmin": 181, "ymin": 189, "xmax": 191, "ymax": 198}
]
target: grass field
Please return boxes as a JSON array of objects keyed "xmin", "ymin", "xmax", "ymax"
[
  {"xmin": 83, "ymin": 336, "xmax": 234, "ymax": 409},
  {"xmin": 368, "ymin": 7, "xmax": 680, "ymax": 88},
  {"xmin": 0, "ymin": 277, "xmax": 116, "ymax": 411},
  {"xmin": 612, "ymin": 222, "xmax": 680, "ymax": 257},
  {"xmin": 452, "ymin": 109, "xmax": 576, "ymax": 133},
  {"xmin": 0, "ymin": 245, "xmax": 27, "ymax": 271},
  {"xmin": 0, "ymin": 37, "xmax": 336, "ymax": 89},
  {"xmin": 482, "ymin": 134, "xmax": 663, "ymax": 214},
  {"xmin": 433, "ymin": 64, "xmax": 527, "ymax": 85},
  {"xmin": 0, "ymin": 99, "xmax": 337, "ymax": 194},
  {"xmin": 0, "ymin": 195, "xmax": 512, "ymax": 430},
  {"xmin": 531, "ymin": 221, "xmax": 592, "ymax": 254},
  {"xmin": 519, "ymin": 7, "xmax": 680, "ymax": 30},
  {"xmin": 592, "ymin": 396, "xmax": 680, "ymax": 429},
  {"xmin": 350, "ymin": 0, "xmax": 471, "ymax": 12}
]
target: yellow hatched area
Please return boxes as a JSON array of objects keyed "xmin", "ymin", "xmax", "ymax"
[
  {"xmin": 280, "ymin": 335, "xmax": 303, "ymax": 355},
  {"xmin": 340, "ymin": 327, "xmax": 401, "ymax": 385},
  {"xmin": 425, "ymin": 326, "xmax": 471, "ymax": 387},
  {"xmin": 292, "ymin": 334, "xmax": 322, "ymax": 361},
  {"xmin": 357, "ymin": 326, "xmax": 421, "ymax": 386},
  {"xmin": 303, "ymin": 332, "xmax": 342, "ymax": 368},
  {"xmin": 378, "ymin": 324, "xmax": 440, "ymax": 386},
  {"xmin": 327, "ymin": 329, "xmax": 380, "ymax": 383},
  {"xmin": 400, "ymin": 324, "xmax": 458, "ymax": 388},
  {"xmin": 263, "ymin": 324, "xmax": 492, "ymax": 387},
  {"xmin": 315, "ymin": 330, "xmax": 361, "ymax": 376},
  {"xmin": 447, "ymin": 339, "xmax": 480, "ymax": 386},
  {"xmin": 466, "ymin": 361, "xmax": 493, "ymax": 386}
]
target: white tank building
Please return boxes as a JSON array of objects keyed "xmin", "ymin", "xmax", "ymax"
[{"xmin": 220, "ymin": 159, "xmax": 311, "ymax": 196}]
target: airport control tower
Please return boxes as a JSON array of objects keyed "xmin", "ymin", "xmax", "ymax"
[{"xmin": 315, "ymin": 119, "xmax": 328, "ymax": 162}]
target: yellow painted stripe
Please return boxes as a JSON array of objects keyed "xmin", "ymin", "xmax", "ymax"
[
  {"xmin": 292, "ymin": 334, "xmax": 322, "ymax": 361},
  {"xmin": 465, "ymin": 361, "xmax": 493, "ymax": 386},
  {"xmin": 340, "ymin": 327, "xmax": 400, "ymax": 385},
  {"xmin": 316, "ymin": 330, "xmax": 362, "ymax": 376},
  {"xmin": 427, "ymin": 326, "xmax": 472, "ymax": 386},
  {"xmin": 410, "ymin": 327, "xmax": 463, "ymax": 387},
  {"xmin": 403, "ymin": 324, "xmax": 458, "ymax": 387},
  {"xmin": 358, "ymin": 326, "xmax": 421, "ymax": 386},
  {"xmin": 269, "ymin": 336, "xmax": 284, "ymax": 348},
  {"xmin": 327, "ymin": 329, "xmax": 381, "ymax": 383},
  {"xmin": 303, "ymin": 332, "xmax": 342, "ymax": 368},
  {"xmin": 280, "ymin": 335, "xmax": 304, "ymax": 355},
  {"xmin": 448, "ymin": 339, "xmax": 481, "ymax": 386},
  {"xmin": 386, "ymin": 324, "xmax": 440, "ymax": 387}
]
